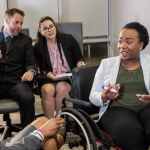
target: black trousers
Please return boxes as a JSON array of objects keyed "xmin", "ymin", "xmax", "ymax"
[
  {"xmin": 0, "ymin": 80, "xmax": 35, "ymax": 129},
  {"xmin": 97, "ymin": 106, "xmax": 150, "ymax": 150}
]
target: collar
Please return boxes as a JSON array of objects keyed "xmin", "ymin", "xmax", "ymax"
[{"xmin": 3, "ymin": 30, "xmax": 14, "ymax": 42}]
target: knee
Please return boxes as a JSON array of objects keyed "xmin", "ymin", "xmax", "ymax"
[
  {"xmin": 31, "ymin": 117, "xmax": 48, "ymax": 129},
  {"xmin": 42, "ymin": 87, "xmax": 55, "ymax": 98},
  {"xmin": 20, "ymin": 92, "xmax": 34, "ymax": 104},
  {"xmin": 38, "ymin": 117, "xmax": 48, "ymax": 124},
  {"xmin": 56, "ymin": 86, "xmax": 70, "ymax": 95},
  {"xmin": 44, "ymin": 137, "xmax": 57, "ymax": 150}
]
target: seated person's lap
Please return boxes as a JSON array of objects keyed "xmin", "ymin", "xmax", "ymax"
[
  {"xmin": 97, "ymin": 106, "xmax": 150, "ymax": 149},
  {"xmin": 0, "ymin": 81, "xmax": 33, "ymax": 100}
]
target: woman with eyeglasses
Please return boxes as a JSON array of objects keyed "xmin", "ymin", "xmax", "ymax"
[{"xmin": 34, "ymin": 16, "xmax": 85, "ymax": 119}]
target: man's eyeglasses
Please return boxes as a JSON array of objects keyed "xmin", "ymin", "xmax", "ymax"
[{"xmin": 41, "ymin": 24, "xmax": 55, "ymax": 32}]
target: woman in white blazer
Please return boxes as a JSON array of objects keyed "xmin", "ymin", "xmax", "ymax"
[{"xmin": 90, "ymin": 22, "xmax": 150, "ymax": 150}]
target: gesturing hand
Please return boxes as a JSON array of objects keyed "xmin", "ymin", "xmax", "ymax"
[
  {"xmin": 21, "ymin": 71, "xmax": 34, "ymax": 81},
  {"xmin": 39, "ymin": 118, "xmax": 65, "ymax": 138},
  {"xmin": 136, "ymin": 94, "xmax": 150, "ymax": 103},
  {"xmin": 101, "ymin": 83, "xmax": 120, "ymax": 103}
]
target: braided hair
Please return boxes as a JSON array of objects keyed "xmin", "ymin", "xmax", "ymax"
[{"xmin": 123, "ymin": 22, "xmax": 149, "ymax": 50}]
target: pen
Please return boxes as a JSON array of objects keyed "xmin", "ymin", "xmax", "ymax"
[{"xmin": 102, "ymin": 86, "xmax": 118, "ymax": 93}]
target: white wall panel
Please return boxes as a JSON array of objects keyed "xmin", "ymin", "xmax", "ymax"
[
  {"xmin": 111, "ymin": 0, "xmax": 150, "ymax": 55},
  {"xmin": 61, "ymin": 0, "xmax": 108, "ymax": 37},
  {"xmin": 8, "ymin": 0, "xmax": 58, "ymax": 39},
  {"xmin": 0, "ymin": 0, "xmax": 7, "ymax": 28}
]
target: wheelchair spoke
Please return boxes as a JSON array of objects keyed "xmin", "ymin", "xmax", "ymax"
[{"xmin": 59, "ymin": 109, "xmax": 97, "ymax": 150}]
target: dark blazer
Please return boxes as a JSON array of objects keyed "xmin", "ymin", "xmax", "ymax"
[
  {"xmin": 34, "ymin": 34, "xmax": 84, "ymax": 74},
  {"xmin": 0, "ymin": 28, "xmax": 38, "ymax": 83}
]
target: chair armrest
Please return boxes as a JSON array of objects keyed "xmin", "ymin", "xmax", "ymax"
[{"xmin": 63, "ymin": 97, "xmax": 92, "ymax": 107}]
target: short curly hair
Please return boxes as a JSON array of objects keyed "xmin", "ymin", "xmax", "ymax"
[{"xmin": 123, "ymin": 22, "xmax": 149, "ymax": 50}]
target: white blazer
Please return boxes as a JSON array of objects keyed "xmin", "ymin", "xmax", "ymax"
[{"xmin": 89, "ymin": 54, "xmax": 150, "ymax": 121}]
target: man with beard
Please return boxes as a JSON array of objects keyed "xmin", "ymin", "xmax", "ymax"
[{"xmin": 0, "ymin": 8, "xmax": 38, "ymax": 128}]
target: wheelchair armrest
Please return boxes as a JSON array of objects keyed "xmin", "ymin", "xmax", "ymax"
[{"xmin": 63, "ymin": 97, "xmax": 92, "ymax": 107}]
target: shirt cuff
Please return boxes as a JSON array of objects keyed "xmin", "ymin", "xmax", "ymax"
[
  {"xmin": 102, "ymin": 100, "xmax": 110, "ymax": 106},
  {"xmin": 28, "ymin": 69, "xmax": 36, "ymax": 76}
]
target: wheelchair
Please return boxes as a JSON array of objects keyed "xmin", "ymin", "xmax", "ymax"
[
  {"xmin": 57, "ymin": 98, "xmax": 97, "ymax": 150},
  {"xmin": 56, "ymin": 64, "xmax": 122, "ymax": 150},
  {"xmin": 57, "ymin": 97, "xmax": 121, "ymax": 150}
]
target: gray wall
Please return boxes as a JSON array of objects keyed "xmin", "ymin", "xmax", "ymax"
[
  {"xmin": 0, "ymin": 0, "xmax": 7, "ymax": 28},
  {"xmin": 111, "ymin": 0, "xmax": 150, "ymax": 56},
  {"xmin": 7, "ymin": 0, "xmax": 108, "ymax": 38},
  {"xmin": 61, "ymin": 0, "xmax": 108, "ymax": 37},
  {"xmin": 8, "ymin": 0, "xmax": 58, "ymax": 39}
]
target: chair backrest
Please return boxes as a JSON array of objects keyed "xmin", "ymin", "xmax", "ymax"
[
  {"xmin": 20, "ymin": 28, "xmax": 29, "ymax": 36},
  {"xmin": 55, "ymin": 22, "xmax": 83, "ymax": 55},
  {"xmin": 72, "ymin": 64, "xmax": 100, "ymax": 115}
]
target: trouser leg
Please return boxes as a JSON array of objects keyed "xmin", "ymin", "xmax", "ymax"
[
  {"xmin": 8, "ymin": 82, "xmax": 35, "ymax": 129},
  {"xmin": 138, "ymin": 105, "xmax": 150, "ymax": 147},
  {"xmin": 98, "ymin": 107, "xmax": 148, "ymax": 150}
]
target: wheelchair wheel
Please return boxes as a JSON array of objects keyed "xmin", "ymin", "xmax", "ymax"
[{"xmin": 58, "ymin": 108, "xmax": 97, "ymax": 150}]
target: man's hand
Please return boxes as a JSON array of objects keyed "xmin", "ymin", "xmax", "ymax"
[
  {"xmin": 21, "ymin": 71, "xmax": 34, "ymax": 81},
  {"xmin": 0, "ymin": 50, "xmax": 2, "ymax": 59},
  {"xmin": 39, "ymin": 118, "xmax": 65, "ymax": 138},
  {"xmin": 136, "ymin": 94, "xmax": 150, "ymax": 103}
]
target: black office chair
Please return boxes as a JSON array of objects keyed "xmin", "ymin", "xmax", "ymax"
[
  {"xmin": 0, "ymin": 99, "xmax": 20, "ymax": 140},
  {"xmin": 0, "ymin": 98, "xmax": 21, "ymax": 140},
  {"xmin": 56, "ymin": 22, "xmax": 83, "ymax": 55},
  {"xmin": 20, "ymin": 28, "xmax": 29, "ymax": 36}
]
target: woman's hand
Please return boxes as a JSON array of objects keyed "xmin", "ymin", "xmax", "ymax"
[
  {"xmin": 101, "ymin": 83, "xmax": 120, "ymax": 103},
  {"xmin": 77, "ymin": 61, "xmax": 86, "ymax": 67},
  {"xmin": 55, "ymin": 73, "xmax": 66, "ymax": 80},
  {"xmin": 47, "ymin": 72, "xmax": 56, "ymax": 80},
  {"xmin": 47, "ymin": 72, "xmax": 65, "ymax": 81},
  {"xmin": 136, "ymin": 94, "xmax": 150, "ymax": 103}
]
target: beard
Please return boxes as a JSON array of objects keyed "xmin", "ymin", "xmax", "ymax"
[
  {"xmin": 8, "ymin": 26, "xmax": 15, "ymax": 36},
  {"xmin": 8, "ymin": 26, "xmax": 20, "ymax": 36},
  {"xmin": 7, "ymin": 21, "xmax": 20, "ymax": 36}
]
